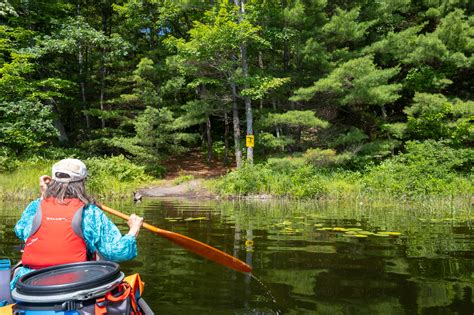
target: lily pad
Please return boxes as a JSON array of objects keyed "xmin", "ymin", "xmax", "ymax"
[
  {"xmin": 184, "ymin": 217, "xmax": 208, "ymax": 222},
  {"xmin": 165, "ymin": 217, "xmax": 183, "ymax": 221},
  {"xmin": 377, "ymin": 231, "xmax": 401, "ymax": 236}
]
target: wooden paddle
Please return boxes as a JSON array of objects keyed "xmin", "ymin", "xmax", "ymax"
[{"xmin": 97, "ymin": 204, "xmax": 252, "ymax": 273}]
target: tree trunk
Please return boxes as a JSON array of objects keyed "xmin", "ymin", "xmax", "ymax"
[
  {"xmin": 206, "ymin": 115, "xmax": 213, "ymax": 164},
  {"xmin": 273, "ymin": 99, "xmax": 284, "ymax": 152},
  {"xmin": 51, "ymin": 101, "xmax": 68, "ymax": 143},
  {"xmin": 231, "ymin": 82, "xmax": 242, "ymax": 168},
  {"xmin": 77, "ymin": 3, "xmax": 90, "ymax": 129},
  {"xmin": 224, "ymin": 111, "xmax": 229, "ymax": 166},
  {"xmin": 99, "ymin": 5, "xmax": 108, "ymax": 129},
  {"xmin": 235, "ymin": 0, "xmax": 253, "ymax": 163},
  {"xmin": 78, "ymin": 54, "xmax": 90, "ymax": 128},
  {"xmin": 99, "ymin": 66, "xmax": 106, "ymax": 128}
]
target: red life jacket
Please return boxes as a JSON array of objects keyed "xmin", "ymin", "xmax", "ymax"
[{"xmin": 22, "ymin": 198, "xmax": 87, "ymax": 269}]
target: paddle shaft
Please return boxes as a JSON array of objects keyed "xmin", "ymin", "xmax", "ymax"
[{"xmin": 97, "ymin": 204, "xmax": 252, "ymax": 273}]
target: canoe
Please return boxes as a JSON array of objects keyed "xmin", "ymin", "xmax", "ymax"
[{"xmin": 0, "ymin": 261, "xmax": 154, "ymax": 314}]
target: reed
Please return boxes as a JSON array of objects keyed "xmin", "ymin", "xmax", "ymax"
[
  {"xmin": 209, "ymin": 158, "xmax": 472, "ymax": 206},
  {"xmin": 0, "ymin": 156, "xmax": 155, "ymax": 201},
  {"xmin": 0, "ymin": 160, "xmax": 50, "ymax": 200}
]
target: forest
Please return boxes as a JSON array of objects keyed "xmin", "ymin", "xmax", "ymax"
[{"xmin": 0, "ymin": 0, "xmax": 472, "ymax": 200}]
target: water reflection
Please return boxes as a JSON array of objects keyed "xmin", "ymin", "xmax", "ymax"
[{"xmin": 0, "ymin": 199, "xmax": 473, "ymax": 314}]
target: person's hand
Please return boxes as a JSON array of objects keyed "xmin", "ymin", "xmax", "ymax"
[
  {"xmin": 127, "ymin": 214, "xmax": 144, "ymax": 237},
  {"xmin": 39, "ymin": 175, "xmax": 52, "ymax": 197}
]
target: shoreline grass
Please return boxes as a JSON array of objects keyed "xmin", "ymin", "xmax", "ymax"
[{"xmin": 0, "ymin": 156, "xmax": 156, "ymax": 201}]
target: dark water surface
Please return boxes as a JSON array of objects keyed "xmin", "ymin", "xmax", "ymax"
[{"xmin": 1, "ymin": 198, "xmax": 473, "ymax": 314}]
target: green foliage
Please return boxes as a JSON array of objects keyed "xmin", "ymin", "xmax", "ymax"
[
  {"xmin": 0, "ymin": 160, "xmax": 50, "ymax": 200},
  {"xmin": 321, "ymin": 7, "xmax": 375, "ymax": 45},
  {"xmin": 82, "ymin": 156, "xmax": 154, "ymax": 199},
  {"xmin": 258, "ymin": 132, "xmax": 294, "ymax": 150},
  {"xmin": 39, "ymin": 17, "xmax": 128, "ymax": 57},
  {"xmin": 0, "ymin": 0, "xmax": 17, "ymax": 17},
  {"xmin": 382, "ymin": 123, "xmax": 407, "ymax": 140},
  {"xmin": 258, "ymin": 110, "xmax": 329, "ymax": 151},
  {"xmin": 363, "ymin": 140, "xmax": 473, "ymax": 197},
  {"xmin": 211, "ymin": 140, "xmax": 226, "ymax": 158},
  {"xmin": 404, "ymin": 93, "xmax": 473, "ymax": 145},
  {"xmin": 291, "ymin": 56, "xmax": 401, "ymax": 107},
  {"xmin": 303, "ymin": 148, "xmax": 351, "ymax": 167},
  {"xmin": 118, "ymin": 57, "xmax": 160, "ymax": 108},
  {"xmin": 434, "ymin": 9, "xmax": 471, "ymax": 52},
  {"xmin": 328, "ymin": 128, "xmax": 399, "ymax": 166},
  {"xmin": 213, "ymin": 163, "xmax": 271, "ymax": 196},
  {"xmin": 265, "ymin": 157, "xmax": 306, "ymax": 174},
  {"xmin": 215, "ymin": 140, "xmax": 471, "ymax": 199},
  {"xmin": 365, "ymin": 23, "xmax": 426, "ymax": 64},
  {"xmin": 213, "ymin": 160, "xmax": 328, "ymax": 199},
  {"xmin": 86, "ymin": 155, "xmax": 148, "ymax": 182},
  {"xmin": 403, "ymin": 65, "xmax": 453, "ymax": 92},
  {"xmin": 0, "ymin": 101, "xmax": 57, "ymax": 154},
  {"xmin": 330, "ymin": 127, "xmax": 368, "ymax": 148},
  {"xmin": 240, "ymin": 76, "xmax": 290, "ymax": 100},
  {"xmin": 166, "ymin": 2, "xmax": 266, "ymax": 76},
  {"xmin": 260, "ymin": 110, "xmax": 329, "ymax": 129},
  {"xmin": 288, "ymin": 165, "xmax": 328, "ymax": 198},
  {"xmin": 135, "ymin": 107, "xmax": 199, "ymax": 156},
  {"xmin": 173, "ymin": 174, "xmax": 195, "ymax": 185},
  {"xmin": 1, "ymin": 0, "xmax": 472, "ymax": 201},
  {"xmin": 354, "ymin": 139, "xmax": 400, "ymax": 162},
  {"xmin": 0, "ymin": 156, "xmax": 153, "ymax": 200}
]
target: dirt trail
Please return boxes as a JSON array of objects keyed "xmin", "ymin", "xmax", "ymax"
[
  {"xmin": 140, "ymin": 150, "xmax": 234, "ymax": 198},
  {"xmin": 162, "ymin": 150, "xmax": 233, "ymax": 180}
]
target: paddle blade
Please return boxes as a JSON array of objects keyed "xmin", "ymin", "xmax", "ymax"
[
  {"xmin": 145, "ymin": 224, "xmax": 252, "ymax": 273},
  {"xmin": 98, "ymin": 204, "xmax": 252, "ymax": 273}
]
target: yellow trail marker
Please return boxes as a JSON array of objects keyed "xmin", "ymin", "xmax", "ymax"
[{"xmin": 246, "ymin": 135, "xmax": 254, "ymax": 148}]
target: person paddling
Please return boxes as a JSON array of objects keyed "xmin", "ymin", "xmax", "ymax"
[{"xmin": 11, "ymin": 158, "xmax": 144, "ymax": 289}]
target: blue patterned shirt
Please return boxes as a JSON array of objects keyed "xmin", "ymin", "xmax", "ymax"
[{"xmin": 11, "ymin": 198, "xmax": 137, "ymax": 289}]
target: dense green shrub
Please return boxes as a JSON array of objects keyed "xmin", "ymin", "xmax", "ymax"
[
  {"xmin": 86, "ymin": 155, "xmax": 149, "ymax": 182},
  {"xmin": 0, "ymin": 160, "xmax": 51, "ymax": 200},
  {"xmin": 303, "ymin": 148, "xmax": 351, "ymax": 167},
  {"xmin": 289, "ymin": 166, "xmax": 328, "ymax": 198},
  {"xmin": 173, "ymin": 174, "xmax": 194, "ymax": 185},
  {"xmin": 214, "ymin": 163, "xmax": 271, "ymax": 195},
  {"xmin": 85, "ymin": 155, "xmax": 154, "ymax": 198},
  {"xmin": 363, "ymin": 140, "xmax": 472, "ymax": 197},
  {"xmin": 213, "ymin": 159, "xmax": 329, "ymax": 199},
  {"xmin": 265, "ymin": 157, "xmax": 305, "ymax": 174},
  {"xmin": 214, "ymin": 140, "xmax": 471, "ymax": 200}
]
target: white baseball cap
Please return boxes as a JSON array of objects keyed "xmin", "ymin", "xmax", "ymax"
[{"xmin": 52, "ymin": 159, "xmax": 88, "ymax": 183}]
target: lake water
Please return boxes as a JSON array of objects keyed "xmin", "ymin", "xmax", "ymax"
[{"xmin": 1, "ymin": 198, "xmax": 473, "ymax": 314}]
